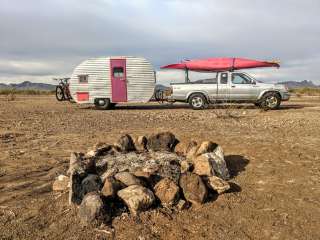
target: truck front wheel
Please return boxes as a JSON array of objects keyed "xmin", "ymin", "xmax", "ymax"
[
  {"xmin": 260, "ymin": 92, "xmax": 281, "ymax": 110},
  {"xmin": 189, "ymin": 94, "xmax": 208, "ymax": 110}
]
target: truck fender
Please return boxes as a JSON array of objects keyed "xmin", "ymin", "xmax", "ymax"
[
  {"xmin": 186, "ymin": 91, "xmax": 210, "ymax": 102},
  {"xmin": 258, "ymin": 90, "xmax": 282, "ymax": 101}
]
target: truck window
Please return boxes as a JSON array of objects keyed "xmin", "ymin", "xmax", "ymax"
[
  {"xmin": 220, "ymin": 73, "xmax": 228, "ymax": 84},
  {"xmin": 232, "ymin": 73, "xmax": 252, "ymax": 84},
  {"xmin": 192, "ymin": 78, "xmax": 217, "ymax": 84}
]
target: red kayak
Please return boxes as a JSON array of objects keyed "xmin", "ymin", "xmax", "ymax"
[{"xmin": 161, "ymin": 58, "xmax": 280, "ymax": 71}]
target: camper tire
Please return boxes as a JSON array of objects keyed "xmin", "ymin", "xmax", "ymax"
[
  {"xmin": 94, "ymin": 98, "xmax": 112, "ymax": 110},
  {"xmin": 189, "ymin": 93, "xmax": 208, "ymax": 110}
]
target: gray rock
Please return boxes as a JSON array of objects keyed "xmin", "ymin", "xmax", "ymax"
[
  {"xmin": 52, "ymin": 175, "xmax": 69, "ymax": 191},
  {"xmin": 117, "ymin": 185, "xmax": 155, "ymax": 216},
  {"xmin": 157, "ymin": 160, "xmax": 181, "ymax": 185},
  {"xmin": 134, "ymin": 136, "xmax": 147, "ymax": 152},
  {"xmin": 206, "ymin": 176, "xmax": 230, "ymax": 194},
  {"xmin": 146, "ymin": 132, "xmax": 179, "ymax": 152},
  {"xmin": 115, "ymin": 134, "xmax": 136, "ymax": 152},
  {"xmin": 193, "ymin": 145, "xmax": 230, "ymax": 180},
  {"xmin": 78, "ymin": 192, "xmax": 110, "ymax": 227},
  {"xmin": 68, "ymin": 152, "xmax": 95, "ymax": 175},
  {"xmin": 69, "ymin": 171, "xmax": 84, "ymax": 205},
  {"xmin": 68, "ymin": 152, "xmax": 86, "ymax": 176},
  {"xmin": 179, "ymin": 172, "xmax": 207, "ymax": 205},
  {"xmin": 195, "ymin": 141, "xmax": 218, "ymax": 156},
  {"xmin": 81, "ymin": 174, "xmax": 102, "ymax": 198},
  {"xmin": 114, "ymin": 172, "xmax": 143, "ymax": 186},
  {"xmin": 204, "ymin": 146, "xmax": 230, "ymax": 180},
  {"xmin": 154, "ymin": 178, "xmax": 180, "ymax": 206}
]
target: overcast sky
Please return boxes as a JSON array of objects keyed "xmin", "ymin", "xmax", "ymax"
[{"xmin": 0, "ymin": 0, "xmax": 319, "ymax": 85}]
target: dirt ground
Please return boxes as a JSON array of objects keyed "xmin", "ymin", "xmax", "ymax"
[{"xmin": 0, "ymin": 95, "xmax": 319, "ymax": 240}]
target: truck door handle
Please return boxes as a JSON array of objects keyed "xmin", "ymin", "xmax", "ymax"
[{"xmin": 231, "ymin": 85, "xmax": 236, "ymax": 88}]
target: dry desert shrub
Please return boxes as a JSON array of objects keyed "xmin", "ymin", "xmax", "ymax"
[{"xmin": 6, "ymin": 93, "xmax": 16, "ymax": 101}]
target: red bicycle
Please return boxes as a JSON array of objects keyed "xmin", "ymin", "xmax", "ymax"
[{"xmin": 54, "ymin": 78, "xmax": 72, "ymax": 101}]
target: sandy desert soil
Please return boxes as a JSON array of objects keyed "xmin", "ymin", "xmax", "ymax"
[{"xmin": 0, "ymin": 95, "xmax": 319, "ymax": 240}]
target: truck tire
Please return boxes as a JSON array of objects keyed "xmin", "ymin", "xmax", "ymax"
[
  {"xmin": 189, "ymin": 94, "xmax": 208, "ymax": 110},
  {"xmin": 94, "ymin": 98, "xmax": 112, "ymax": 110},
  {"xmin": 260, "ymin": 92, "xmax": 281, "ymax": 110}
]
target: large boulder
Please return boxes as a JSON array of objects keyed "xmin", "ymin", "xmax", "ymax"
[
  {"xmin": 146, "ymin": 132, "xmax": 179, "ymax": 152},
  {"xmin": 101, "ymin": 177, "xmax": 123, "ymax": 198},
  {"xmin": 78, "ymin": 192, "xmax": 110, "ymax": 227},
  {"xmin": 134, "ymin": 136, "xmax": 147, "ymax": 152},
  {"xmin": 115, "ymin": 134, "xmax": 136, "ymax": 152},
  {"xmin": 206, "ymin": 176, "xmax": 230, "ymax": 194},
  {"xmin": 154, "ymin": 178, "xmax": 180, "ymax": 206},
  {"xmin": 179, "ymin": 172, "xmax": 207, "ymax": 205},
  {"xmin": 52, "ymin": 175, "xmax": 69, "ymax": 191},
  {"xmin": 117, "ymin": 185, "xmax": 155, "ymax": 216},
  {"xmin": 81, "ymin": 174, "xmax": 102, "ymax": 198},
  {"xmin": 193, "ymin": 145, "xmax": 230, "ymax": 180},
  {"xmin": 114, "ymin": 172, "xmax": 143, "ymax": 186}
]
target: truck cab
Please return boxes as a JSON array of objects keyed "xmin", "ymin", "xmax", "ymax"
[{"xmin": 168, "ymin": 71, "xmax": 290, "ymax": 110}]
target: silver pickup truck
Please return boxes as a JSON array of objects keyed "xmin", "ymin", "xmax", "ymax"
[{"xmin": 167, "ymin": 71, "xmax": 290, "ymax": 110}]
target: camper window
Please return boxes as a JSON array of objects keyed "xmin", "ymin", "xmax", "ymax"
[
  {"xmin": 113, "ymin": 67, "xmax": 124, "ymax": 78},
  {"xmin": 78, "ymin": 75, "xmax": 88, "ymax": 83}
]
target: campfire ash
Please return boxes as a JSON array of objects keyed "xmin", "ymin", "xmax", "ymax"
[{"xmin": 53, "ymin": 132, "xmax": 233, "ymax": 227}]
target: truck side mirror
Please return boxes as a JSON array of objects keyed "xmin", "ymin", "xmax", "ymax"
[{"xmin": 252, "ymin": 81, "xmax": 256, "ymax": 85}]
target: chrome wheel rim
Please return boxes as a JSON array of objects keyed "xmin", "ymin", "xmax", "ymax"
[
  {"xmin": 191, "ymin": 97, "xmax": 203, "ymax": 108},
  {"xmin": 265, "ymin": 96, "xmax": 278, "ymax": 108}
]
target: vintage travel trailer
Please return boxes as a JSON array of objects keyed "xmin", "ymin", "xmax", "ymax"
[{"xmin": 69, "ymin": 56, "xmax": 156, "ymax": 109}]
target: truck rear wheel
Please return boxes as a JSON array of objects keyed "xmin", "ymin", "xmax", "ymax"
[
  {"xmin": 94, "ymin": 98, "xmax": 112, "ymax": 110},
  {"xmin": 189, "ymin": 94, "xmax": 208, "ymax": 110},
  {"xmin": 260, "ymin": 92, "xmax": 281, "ymax": 110}
]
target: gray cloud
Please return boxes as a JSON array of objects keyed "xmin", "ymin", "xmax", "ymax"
[{"xmin": 0, "ymin": 0, "xmax": 319, "ymax": 84}]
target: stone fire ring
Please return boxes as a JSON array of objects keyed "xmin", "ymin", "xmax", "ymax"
[{"xmin": 52, "ymin": 132, "xmax": 233, "ymax": 227}]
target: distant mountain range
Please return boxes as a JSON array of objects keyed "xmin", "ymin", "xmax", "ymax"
[
  {"xmin": 0, "ymin": 80, "xmax": 318, "ymax": 91},
  {"xmin": 278, "ymin": 80, "xmax": 319, "ymax": 89},
  {"xmin": 0, "ymin": 81, "xmax": 56, "ymax": 91}
]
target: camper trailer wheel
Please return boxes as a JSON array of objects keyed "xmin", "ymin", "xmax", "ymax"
[{"xmin": 94, "ymin": 98, "xmax": 112, "ymax": 110}]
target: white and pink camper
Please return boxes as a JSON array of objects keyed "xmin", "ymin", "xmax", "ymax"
[{"xmin": 69, "ymin": 56, "xmax": 156, "ymax": 109}]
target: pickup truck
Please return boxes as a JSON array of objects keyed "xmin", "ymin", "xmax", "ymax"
[{"xmin": 167, "ymin": 71, "xmax": 290, "ymax": 110}]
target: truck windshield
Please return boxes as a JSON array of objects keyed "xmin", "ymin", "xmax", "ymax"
[{"xmin": 243, "ymin": 73, "xmax": 264, "ymax": 83}]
